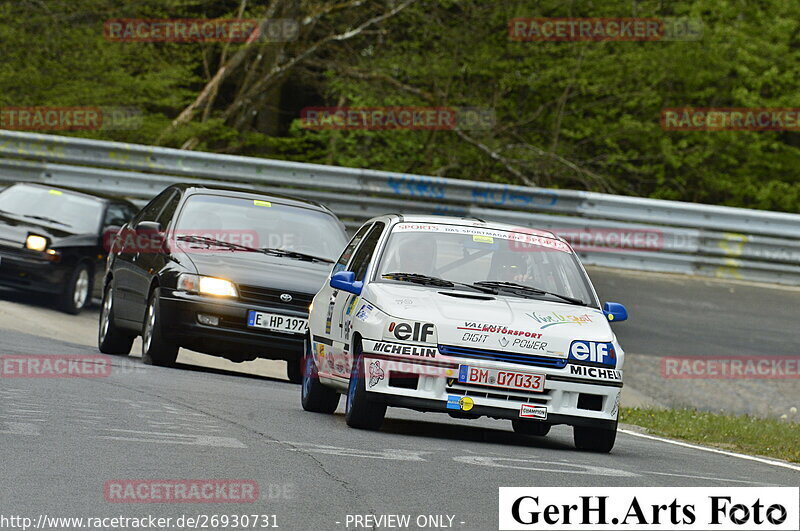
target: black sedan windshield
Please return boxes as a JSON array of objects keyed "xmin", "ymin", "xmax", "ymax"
[
  {"xmin": 174, "ymin": 194, "xmax": 348, "ymax": 261},
  {"xmin": 0, "ymin": 184, "xmax": 103, "ymax": 233}
]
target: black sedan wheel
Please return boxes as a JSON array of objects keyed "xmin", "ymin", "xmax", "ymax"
[
  {"xmin": 98, "ymin": 283, "xmax": 134, "ymax": 355},
  {"xmin": 59, "ymin": 263, "xmax": 91, "ymax": 314},
  {"xmin": 286, "ymin": 357, "xmax": 303, "ymax": 384},
  {"xmin": 141, "ymin": 288, "xmax": 179, "ymax": 367}
]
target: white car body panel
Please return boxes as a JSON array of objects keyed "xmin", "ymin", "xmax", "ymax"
[{"xmin": 308, "ymin": 215, "xmax": 625, "ymax": 427}]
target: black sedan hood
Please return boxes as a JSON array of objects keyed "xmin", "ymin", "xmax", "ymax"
[
  {"xmin": 0, "ymin": 213, "xmax": 97, "ymax": 248},
  {"xmin": 180, "ymin": 248, "xmax": 332, "ymax": 294}
]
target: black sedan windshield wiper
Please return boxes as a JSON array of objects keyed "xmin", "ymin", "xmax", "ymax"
[
  {"xmin": 22, "ymin": 214, "xmax": 71, "ymax": 227},
  {"xmin": 474, "ymin": 280, "xmax": 586, "ymax": 306},
  {"xmin": 176, "ymin": 234, "xmax": 258, "ymax": 252},
  {"xmin": 382, "ymin": 272, "xmax": 498, "ymax": 294},
  {"xmin": 259, "ymin": 247, "xmax": 334, "ymax": 263}
]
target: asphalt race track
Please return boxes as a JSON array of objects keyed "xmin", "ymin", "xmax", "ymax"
[{"xmin": 1, "ymin": 268, "xmax": 798, "ymax": 530}]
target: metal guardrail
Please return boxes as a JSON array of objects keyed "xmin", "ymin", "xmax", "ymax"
[{"xmin": 1, "ymin": 130, "xmax": 799, "ymax": 285}]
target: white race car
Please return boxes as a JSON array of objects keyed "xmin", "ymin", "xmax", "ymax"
[{"xmin": 301, "ymin": 215, "xmax": 628, "ymax": 452}]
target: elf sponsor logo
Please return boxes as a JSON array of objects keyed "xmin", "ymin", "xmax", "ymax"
[
  {"xmin": 388, "ymin": 321, "xmax": 436, "ymax": 343},
  {"xmin": 568, "ymin": 341, "xmax": 616, "ymax": 367},
  {"xmin": 499, "ymin": 487, "xmax": 798, "ymax": 530},
  {"xmin": 372, "ymin": 341, "xmax": 436, "ymax": 358},
  {"xmin": 569, "ymin": 365, "xmax": 622, "ymax": 381}
]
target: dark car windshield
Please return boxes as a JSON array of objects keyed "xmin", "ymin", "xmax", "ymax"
[
  {"xmin": 0, "ymin": 184, "xmax": 103, "ymax": 233},
  {"xmin": 174, "ymin": 194, "xmax": 348, "ymax": 261}
]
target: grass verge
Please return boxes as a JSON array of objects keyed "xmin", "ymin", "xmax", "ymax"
[{"xmin": 620, "ymin": 407, "xmax": 800, "ymax": 464}]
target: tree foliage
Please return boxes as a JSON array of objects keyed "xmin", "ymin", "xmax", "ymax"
[{"xmin": 1, "ymin": 0, "xmax": 800, "ymax": 211}]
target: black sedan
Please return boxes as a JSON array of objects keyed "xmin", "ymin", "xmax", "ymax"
[
  {"xmin": 0, "ymin": 182, "xmax": 139, "ymax": 314},
  {"xmin": 98, "ymin": 183, "xmax": 349, "ymax": 382}
]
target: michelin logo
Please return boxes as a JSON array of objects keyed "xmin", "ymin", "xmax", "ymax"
[{"xmin": 569, "ymin": 365, "xmax": 622, "ymax": 381}]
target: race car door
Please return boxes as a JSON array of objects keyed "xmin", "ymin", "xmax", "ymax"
[
  {"xmin": 328, "ymin": 221, "xmax": 385, "ymax": 377},
  {"xmin": 316, "ymin": 222, "xmax": 372, "ymax": 376}
]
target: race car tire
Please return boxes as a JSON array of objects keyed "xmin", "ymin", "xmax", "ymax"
[
  {"xmin": 512, "ymin": 419, "xmax": 551, "ymax": 437},
  {"xmin": 286, "ymin": 357, "xmax": 303, "ymax": 384},
  {"xmin": 301, "ymin": 341, "xmax": 340, "ymax": 414},
  {"xmin": 98, "ymin": 282, "xmax": 135, "ymax": 355},
  {"xmin": 345, "ymin": 349, "xmax": 386, "ymax": 430},
  {"xmin": 141, "ymin": 288, "xmax": 179, "ymax": 367},
  {"xmin": 59, "ymin": 263, "xmax": 92, "ymax": 314},
  {"xmin": 573, "ymin": 421, "xmax": 617, "ymax": 453}
]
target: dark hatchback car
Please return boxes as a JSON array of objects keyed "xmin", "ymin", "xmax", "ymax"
[
  {"xmin": 0, "ymin": 182, "xmax": 138, "ymax": 314},
  {"xmin": 98, "ymin": 184, "xmax": 348, "ymax": 382}
]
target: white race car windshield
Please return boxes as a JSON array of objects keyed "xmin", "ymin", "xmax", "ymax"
[{"xmin": 376, "ymin": 222, "xmax": 595, "ymax": 304}]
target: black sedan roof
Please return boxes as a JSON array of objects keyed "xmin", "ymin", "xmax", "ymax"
[
  {"xmin": 8, "ymin": 182, "xmax": 137, "ymax": 206},
  {"xmin": 174, "ymin": 183, "xmax": 333, "ymax": 214}
]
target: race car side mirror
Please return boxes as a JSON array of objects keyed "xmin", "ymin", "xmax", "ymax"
[
  {"xmin": 330, "ymin": 270, "xmax": 363, "ymax": 295},
  {"xmin": 603, "ymin": 302, "xmax": 628, "ymax": 322}
]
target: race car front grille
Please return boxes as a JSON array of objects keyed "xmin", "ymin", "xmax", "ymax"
[
  {"xmin": 438, "ymin": 344, "xmax": 568, "ymax": 369},
  {"xmin": 237, "ymin": 285, "xmax": 313, "ymax": 311}
]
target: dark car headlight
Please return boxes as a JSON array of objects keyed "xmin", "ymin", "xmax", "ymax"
[
  {"xmin": 25, "ymin": 234, "xmax": 48, "ymax": 251},
  {"xmin": 177, "ymin": 273, "xmax": 238, "ymax": 298}
]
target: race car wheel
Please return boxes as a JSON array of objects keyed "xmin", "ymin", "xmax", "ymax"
[
  {"xmin": 345, "ymin": 350, "xmax": 386, "ymax": 430},
  {"xmin": 98, "ymin": 282, "xmax": 135, "ymax": 355},
  {"xmin": 141, "ymin": 288, "xmax": 179, "ymax": 367},
  {"xmin": 286, "ymin": 357, "xmax": 303, "ymax": 384},
  {"xmin": 574, "ymin": 421, "xmax": 617, "ymax": 453},
  {"xmin": 59, "ymin": 263, "xmax": 91, "ymax": 314},
  {"xmin": 301, "ymin": 340, "xmax": 340, "ymax": 414},
  {"xmin": 512, "ymin": 419, "xmax": 551, "ymax": 437}
]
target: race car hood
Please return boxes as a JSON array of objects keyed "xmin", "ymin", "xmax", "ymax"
[
  {"xmin": 181, "ymin": 247, "xmax": 332, "ymax": 294},
  {"xmin": 365, "ymin": 282, "xmax": 613, "ymax": 359},
  {"xmin": 0, "ymin": 213, "xmax": 96, "ymax": 249}
]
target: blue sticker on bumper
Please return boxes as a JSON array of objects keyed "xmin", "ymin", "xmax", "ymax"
[{"xmin": 446, "ymin": 395, "xmax": 461, "ymax": 410}]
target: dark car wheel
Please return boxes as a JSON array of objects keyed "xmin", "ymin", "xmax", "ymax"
[
  {"xmin": 98, "ymin": 283, "xmax": 134, "ymax": 355},
  {"xmin": 301, "ymin": 340, "xmax": 340, "ymax": 414},
  {"xmin": 512, "ymin": 419, "xmax": 551, "ymax": 437},
  {"xmin": 286, "ymin": 357, "xmax": 303, "ymax": 384},
  {"xmin": 141, "ymin": 288, "xmax": 179, "ymax": 367},
  {"xmin": 59, "ymin": 263, "xmax": 91, "ymax": 314},
  {"xmin": 345, "ymin": 347, "xmax": 386, "ymax": 430},
  {"xmin": 574, "ymin": 422, "xmax": 618, "ymax": 453}
]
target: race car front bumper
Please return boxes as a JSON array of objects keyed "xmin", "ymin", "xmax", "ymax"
[{"xmin": 360, "ymin": 340, "xmax": 621, "ymax": 429}]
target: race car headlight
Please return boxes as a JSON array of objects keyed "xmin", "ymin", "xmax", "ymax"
[
  {"xmin": 25, "ymin": 234, "xmax": 48, "ymax": 252},
  {"xmin": 177, "ymin": 274, "xmax": 238, "ymax": 297}
]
